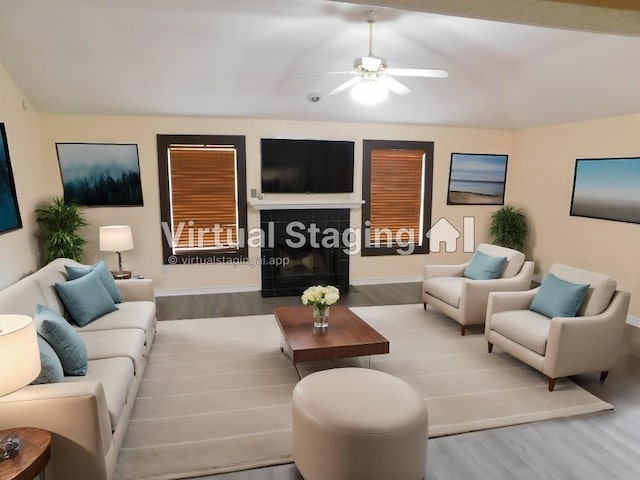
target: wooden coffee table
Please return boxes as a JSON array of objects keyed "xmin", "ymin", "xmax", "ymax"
[{"xmin": 273, "ymin": 306, "xmax": 389, "ymax": 376}]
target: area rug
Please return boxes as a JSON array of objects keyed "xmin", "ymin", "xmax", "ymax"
[{"xmin": 114, "ymin": 304, "xmax": 613, "ymax": 480}]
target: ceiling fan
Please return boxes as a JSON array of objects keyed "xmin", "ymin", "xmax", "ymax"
[{"xmin": 317, "ymin": 10, "xmax": 449, "ymax": 104}]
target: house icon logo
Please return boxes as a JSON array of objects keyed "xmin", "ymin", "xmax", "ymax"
[{"xmin": 426, "ymin": 217, "xmax": 475, "ymax": 253}]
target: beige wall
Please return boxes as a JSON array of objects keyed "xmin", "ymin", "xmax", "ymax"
[
  {"xmin": 0, "ymin": 65, "xmax": 44, "ymax": 289},
  {"xmin": 38, "ymin": 114, "xmax": 511, "ymax": 291},
  {"xmin": 510, "ymin": 114, "xmax": 640, "ymax": 315}
]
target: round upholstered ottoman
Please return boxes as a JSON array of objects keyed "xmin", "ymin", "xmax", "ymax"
[{"xmin": 292, "ymin": 367, "xmax": 428, "ymax": 480}]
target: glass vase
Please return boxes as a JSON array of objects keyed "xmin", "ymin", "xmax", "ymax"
[{"xmin": 313, "ymin": 305, "xmax": 329, "ymax": 328}]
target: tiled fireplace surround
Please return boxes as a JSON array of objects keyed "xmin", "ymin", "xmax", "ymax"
[{"xmin": 260, "ymin": 208, "xmax": 350, "ymax": 297}]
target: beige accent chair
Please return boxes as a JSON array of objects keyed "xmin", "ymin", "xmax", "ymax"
[
  {"xmin": 485, "ymin": 264, "xmax": 631, "ymax": 391},
  {"xmin": 422, "ymin": 244, "xmax": 534, "ymax": 335}
]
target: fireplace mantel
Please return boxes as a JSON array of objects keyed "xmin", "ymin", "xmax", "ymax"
[{"xmin": 249, "ymin": 198, "xmax": 364, "ymax": 210}]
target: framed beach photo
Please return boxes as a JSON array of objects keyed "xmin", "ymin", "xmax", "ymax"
[
  {"xmin": 0, "ymin": 123, "xmax": 23, "ymax": 235},
  {"xmin": 570, "ymin": 157, "xmax": 640, "ymax": 224},
  {"xmin": 447, "ymin": 153, "xmax": 508, "ymax": 205},
  {"xmin": 56, "ymin": 143, "xmax": 144, "ymax": 207}
]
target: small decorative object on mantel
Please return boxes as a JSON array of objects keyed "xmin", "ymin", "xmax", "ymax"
[{"xmin": 301, "ymin": 285, "xmax": 340, "ymax": 328}]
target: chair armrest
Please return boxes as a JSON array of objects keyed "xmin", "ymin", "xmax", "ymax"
[
  {"xmin": 544, "ymin": 290, "xmax": 631, "ymax": 378},
  {"xmin": 0, "ymin": 381, "xmax": 112, "ymax": 480},
  {"xmin": 424, "ymin": 263, "xmax": 467, "ymax": 279},
  {"xmin": 116, "ymin": 278, "xmax": 155, "ymax": 302}
]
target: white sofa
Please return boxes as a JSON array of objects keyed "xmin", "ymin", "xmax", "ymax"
[{"xmin": 0, "ymin": 258, "xmax": 156, "ymax": 480}]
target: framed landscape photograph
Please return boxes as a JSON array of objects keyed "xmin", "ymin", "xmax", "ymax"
[
  {"xmin": 56, "ymin": 143, "xmax": 144, "ymax": 206},
  {"xmin": 447, "ymin": 153, "xmax": 508, "ymax": 205},
  {"xmin": 0, "ymin": 123, "xmax": 22, "ymax": 235},
  {"xmin": 570, "ymin": 157, "xmax": 640, "ymax": 224}
]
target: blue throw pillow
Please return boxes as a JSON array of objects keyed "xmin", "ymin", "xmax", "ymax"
[
  {"xmin": 464, "ymin": 251, "xmax": 508, "ymax": 280},
  {"xmin": 55, "ymin": 269, "xmax": 118, "ymax": 327},
  {"xmin": 529, "ymin": 273, "xmax": 590, "ymax": 318},
  {"xmin": 65, "ymin": 259, "xmax": 122, "ymax": 303},
  {"xmin": 35, "ymin": 304, "xmax": 88, "ymax": 376},
  {"xmin": 32, "ymin": 335, "xmax": 65, "ymax": 384}
]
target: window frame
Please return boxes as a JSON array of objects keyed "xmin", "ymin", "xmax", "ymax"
[
  {"xmin": 157, "ymin": 134, "xmax": 248, "ymax": 264},
  {"xmin": 361, "ymin": 139, "xmax": 434, "ymax": 257}
]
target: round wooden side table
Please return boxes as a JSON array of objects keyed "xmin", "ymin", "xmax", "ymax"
[{"xmin": 0, "ymin": 427, "xmax": 51, "ymax": 480}]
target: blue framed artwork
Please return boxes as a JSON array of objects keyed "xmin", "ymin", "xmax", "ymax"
[
  {"xmin": 447, "ymin": 153, "xmax": 508, "ymax": 205},
  {"xmin": 56, "ymin": 143, "xmax": 144, "ymax": 207},
  {"xmin": 0, "ymin": 123, "xmax": 22, "ymax": 235},
  {"xmin": 570, "ymin": 157, "xmax": 640, "ymax": 224}
]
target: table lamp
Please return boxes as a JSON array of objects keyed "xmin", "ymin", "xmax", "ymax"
[
  {"xmin": 99, "ymin": 225, "xmax": 134, "ymax": 279},
  {"xmin": 0, "ymin": 315, "xmax": 40, "ymax": 461}
]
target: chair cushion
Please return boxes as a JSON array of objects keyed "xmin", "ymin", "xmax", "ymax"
[
  {"xmin": 65, "ymin": 259, "xmax": 123, "ymax": 303},
  {"xmin": 423, "ymin": 277, "xmax": 464, "ymax": 308},
  {"xmin": 490, "ymin": 309, "xmax": 551, "ymax": 355},
  {"xmin": 35, "ymin": 304, "xmax": 88, "ymax": 376},
  {"xmin": 464, "ymin": 250, "xmax": 507, "ymax": 280},
  {"xmin": 529, "ymin": 273, "xmax": 589, "ymax": 318},
  {"xmin": 477, "ymin": 243, "xmax": 525, "ymax": 278},
  {"xmin": 55, "ymin": 269, "xmax": 118, "ymax": 326},
  {"xmin": 548, "ymin": 264, "xmax": 617, "ymax": 317},
  {"xmin": 31, "ymin": 335, "xmax": 64, "ymax": 385}
]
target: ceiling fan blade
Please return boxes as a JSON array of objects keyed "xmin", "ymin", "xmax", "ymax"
[
  {"xmin": 379, "ymin": 76, "xmax": 412, "ymax": 96},
  {"xmin": 328, "ymin": 76, "xmax": 362, "ymax": 96},
  {"xmin": 385, "ymin": 68, "xmax": 449, "ymax": 78},
  {"xmin": 296, "ymin": 71, "xmax": 356, "ymax": 76}
]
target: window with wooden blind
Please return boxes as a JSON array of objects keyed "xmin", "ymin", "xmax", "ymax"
[
  {"xmin": 157, "ymin": 134, "xmax": 248, "ymax": 263},
  {"xmin": 361, "ymin": 140, "xmax": 433, "ymax": 256}
]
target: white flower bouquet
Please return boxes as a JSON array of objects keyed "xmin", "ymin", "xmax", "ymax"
[{"xmin": 301, "ymin": 285, "xmax": 340, "ymax": 327}]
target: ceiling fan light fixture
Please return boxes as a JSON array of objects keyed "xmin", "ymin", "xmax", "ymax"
[{"xmin": 351, "ymin": 78, "xmax": 388, "ymax": 105}]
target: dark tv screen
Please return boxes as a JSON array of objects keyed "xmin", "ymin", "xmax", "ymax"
[{"xmin": 261, "ymin": 138, "xmax": 354, "ymax": 193}]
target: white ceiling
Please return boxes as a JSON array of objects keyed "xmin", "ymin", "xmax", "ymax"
[{"xmin": 2, "ymin": 0, "xmax": 640, "ymax": 129}]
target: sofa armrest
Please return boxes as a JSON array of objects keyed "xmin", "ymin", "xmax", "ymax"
[
  {"xmin": 544, "ymin": 290, "xmax": 631, "ymax": 379},
  {"xmin": 116, "ymin": 278, "xmax": 155, "ymax": 302},
  {"xmin": 424, "ymin": 263, "xmax": 467, "ymax": 279},
  {"xmin": 0, "ymin": 381, "xmax": 112, "ymax": 480}
]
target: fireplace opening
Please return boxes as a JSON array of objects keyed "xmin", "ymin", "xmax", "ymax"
[{"xmin": 278, "ymin": 244, "xmax": 333, "ymax": 277}]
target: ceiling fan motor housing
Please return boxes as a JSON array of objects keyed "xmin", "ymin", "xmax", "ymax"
[{"xmin": 354, "ymin": 56, "xmax": 387, "ymax": 74}]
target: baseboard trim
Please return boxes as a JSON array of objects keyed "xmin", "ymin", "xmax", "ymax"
[
  {"xmin": 155, "ymin": 284, "xmax": 260, "ymax": 297},
  {"xmin": 627, "ymin": 314, "xmax": 640, "ymax": 327},
  {"xmin": 352, "ymin": 276, "xmax": 422, "ymax": 286}
]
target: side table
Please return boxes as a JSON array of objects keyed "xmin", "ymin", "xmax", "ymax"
[{"xmin": 0, "ymin": 427, "xmax": 51, "ymax": 480}]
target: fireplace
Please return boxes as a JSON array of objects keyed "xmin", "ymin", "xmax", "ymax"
[{"xmin": 260, "ymin": 209, "xmax": 350, "ymax": 297}]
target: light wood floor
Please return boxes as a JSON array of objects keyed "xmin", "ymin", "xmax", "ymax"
[{"xmin": 155, "ymin": 284, "xmax": 640, "ymax": 480}]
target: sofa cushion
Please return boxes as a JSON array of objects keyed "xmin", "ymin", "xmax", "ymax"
[
  {"xmin": 477, "ymin": 243, "xmax": 525, "ymax": 278},
  {"xmin": 491, "ymin": 309, "xmax": 551, "ymax": 355},
  {"xmin": 75, "ymin": 301, "xmax": 156, "ymax": 346},
  {"xmin": 0, "ymin": 277, "xmax": 47, "ymax": 316},
  {"xmin": 31, "ymin": 335, "xmax": 64, "ymax": 384},
  {"xmin": 464, "ymin": 250, "xmax": 507, "ymax": 280},
  {"xmin": 530, "ymin": 273, "xmax": 589, "ymax": 319},
  {"xmin": 55, "ymin": 269, "xmax": 118, "ymax": 326},
  {"xmin": 80, "ymin": 328, "xmax": 147, "ymax": 375},
  {"xmin": 35, "ymin": 304, "xmax": 88, "ymax": 376},
  {"xmin": 65, "ymin": 357, "xmax": 134, "ymax": 430},
  {"xmin": 423, "ymin": 277, "xmax": 464, "ymax": 308},
  {"xmin": 548, "ymin": 264, "xmax": 617, "ymax": 317},
  {"xmin": 65, "ymin": 259, "xmax": 123, "ymax": 304}
]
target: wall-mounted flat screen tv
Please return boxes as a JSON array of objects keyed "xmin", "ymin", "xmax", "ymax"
[{"xmin": 261, "ymin": 138, "xmax": 354, "ymax": 193}]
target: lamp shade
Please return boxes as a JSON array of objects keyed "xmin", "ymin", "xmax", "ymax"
[
  {"xmin": 99, "ymin": 225, "xmax": 134, "ymax": 252},
  {"xmin": 0, "ymin": 315, "xmax": 40, "ymax": 397}
]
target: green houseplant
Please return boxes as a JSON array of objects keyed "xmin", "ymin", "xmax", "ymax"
[
  {"xmin": 36, "ymin": 197, "xmax": 88, "ymax": 263},
  {"xmin": 489, "ymin": 205, "xmax": 528, "ymax": 252}
]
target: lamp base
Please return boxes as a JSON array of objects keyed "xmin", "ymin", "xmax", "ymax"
[
  {"xmin": 0, "ymin": 435, "xmax": 21, "ymax": 461},
  {"xmin": 111, "ymin": 270, "xmax": 131, "ymax": 280}
]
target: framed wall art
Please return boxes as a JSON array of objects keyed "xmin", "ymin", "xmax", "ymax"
[
  {"xmin": 447, "ymin": 153, "xmax": 508, "ymax": 205},
  {"xmin": 570, "ymin": 157, "xmax": 640, "ymax": 224},
  {"xmin": 0, "ymin": 123, "xmax": 22, "ymax": 235},
  {"xmin": 56, "ymin": 143, "xmax": 144, "ymax": 206}
]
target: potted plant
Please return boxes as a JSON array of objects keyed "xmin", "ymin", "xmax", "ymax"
[
  {"xmin": 35, "ymin": 196, "xmax": 89, "ymax": 263},
  {"xmin": 489, "ymin": 205, "xmax": 528, "ymax": 252}
]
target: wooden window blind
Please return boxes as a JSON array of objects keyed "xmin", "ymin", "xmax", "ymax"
[
  {"xmin": 369, "ymin": 149, "xmax": 425, "ymax": 245},
  {"xmin": 168, "ymin": 146, "xmax": 238, "ymax": 251}
]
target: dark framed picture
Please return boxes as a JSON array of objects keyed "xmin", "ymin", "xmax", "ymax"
[
  {"xmin": 0, "ymin": 123, "xmax": 22, "ymax": 235},
  {"xmin": 56, "ymin": 143, "xmax": 144, "ymax": 206},
  {"xmin": 447, "ymin": 153, "xmax": 508, "ymax": 205},
  {"xmin": 570, "ymin": 157, "xmax": 640, "ymax": 224}
]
